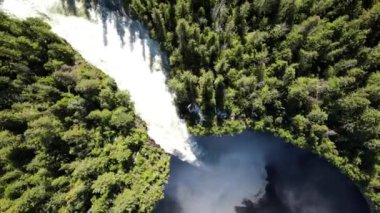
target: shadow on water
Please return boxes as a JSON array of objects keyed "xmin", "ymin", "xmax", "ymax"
[
  {"xmin": 61, "ymin": 0, "xmax": 77, "ymax": 15},
  {"xmin": 80, "ymin": 0, "xmax": 124, "ymax": 46},
  {"xmin": 155, "ymin": 131, "xmax": 371, "ymax": 213},
  {"xmin": 61, "ymin": 0, "xmax": 165, "ymax": 70}
]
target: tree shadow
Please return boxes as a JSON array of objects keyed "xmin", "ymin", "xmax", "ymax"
[
  {"xmin": 61, "ymin": 0, "xmax": 77, "ymax": 15},
  {"xmin": 60, "ymin": 0, "xmax": 124, "ymax": 46},
  {"xmin": 234, "ymin": 165, "xmax": 291, "ymax": 213},
  {"xmin": 124, "ymin": 18, "xmax": 168, "ymax": 72},
  {"xmin": 60, "ymin": 0, "xmax": 165, "ymax": 72}
]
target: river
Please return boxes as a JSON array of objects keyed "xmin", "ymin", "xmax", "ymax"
[{"xmin": 0, "ymin": 1, "xmax": 372, "ymax": 212}]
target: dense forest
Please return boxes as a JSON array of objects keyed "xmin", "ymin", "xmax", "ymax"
[
  {"xmin": 0, "ymin": 13, "xmax": 169, "ymax": 212},
  {"xmin": 1, "ymin": 0, "xmax": 379, "ymax": 212},
  {"xmin": 122, "ymin": 0, "xmax": 380, "ymax": 210}
]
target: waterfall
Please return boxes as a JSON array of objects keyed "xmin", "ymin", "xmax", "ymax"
[{"xmin": 0, "ymin": 0, "xmax": 198, "ymax": 164}]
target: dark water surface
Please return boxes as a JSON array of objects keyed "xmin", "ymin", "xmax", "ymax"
[{"xmin": 154, "ymin": 131, "xmax": 370, "ymax": 213}]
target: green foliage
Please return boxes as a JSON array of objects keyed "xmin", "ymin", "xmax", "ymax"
[
  {"xmin": 123, "ymin": 0, "xmax": 380, "ymax": 210},
  {"xmin": 0, "ymin": 14, "xmax": 169, "ymax": 213}
]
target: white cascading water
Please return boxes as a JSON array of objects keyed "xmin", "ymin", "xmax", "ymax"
[{"xmin": 0, "ymin": 0, "xmax": 198, "ymax": 163}]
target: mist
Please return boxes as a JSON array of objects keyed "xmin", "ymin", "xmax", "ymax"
[
  {"xmin": 0, "ymin": 2, "xmax": 372, "ymax": 212},
  {"xmin": 155, "ymin": 131, "xmax": 371, "ymax": 213}
]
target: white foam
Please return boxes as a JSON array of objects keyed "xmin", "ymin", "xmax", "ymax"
[{"xmin": 1, "ymin": 0, "xmax": 198, "ymax": 163}]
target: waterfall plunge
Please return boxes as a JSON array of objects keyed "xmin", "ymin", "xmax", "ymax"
[{"xmin": 0, "ymin": 0, "xmax": 198, "ymax": 164}]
